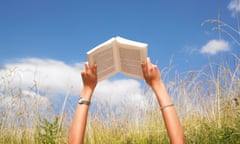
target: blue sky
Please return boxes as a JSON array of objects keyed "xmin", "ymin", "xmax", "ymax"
[
  {"xmin": 0, "ymin": 0, "xmax": 240, "ymax": 112},
  {"xmin": 1, "ymin": 0, "xmax": 238, "ymax": 66}
]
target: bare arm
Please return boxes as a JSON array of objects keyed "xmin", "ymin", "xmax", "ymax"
[
  {"xmin": 142, "ymin": 58, "xmax": 185, "ymax": 144},
  {"xmin": 68, "ymin": 63, "xmax": 97, "ymax": 144}
]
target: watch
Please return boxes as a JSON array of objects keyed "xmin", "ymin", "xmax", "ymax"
[{"xmin": 78, "ymin": 97, "xmax": 91, "ymax": 105}]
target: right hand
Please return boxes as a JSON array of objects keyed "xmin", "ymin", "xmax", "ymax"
[
  {"xmin": 141, "ymin": 57, "xmax": 162, "ymax": 89},
  {"xmin": 81, "ymin": 63, "xmax": 98, "ymax": 91}
]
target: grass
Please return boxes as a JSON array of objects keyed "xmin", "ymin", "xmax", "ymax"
[{"xmin": 0, "ymin": 54, "xmax": 239, "ymax": 144}]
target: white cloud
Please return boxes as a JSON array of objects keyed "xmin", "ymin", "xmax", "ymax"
[
  {"xmin": 200, "ymin": 39, "xmax": 230, "ymax": 55},
  {"xmin": 0, "ymin": 58, "xmax": 83, "ymax": 96},
  {"xmin": 94, "ymin": 79, "xmax": 147, "ymax": 108},
  {"xmin": 228, "ymin": 0, "xmax": 240, "ymax": 16},
  {"xmin": 0, "ymin": 58, "xmax": 148, "ymax": 112}
]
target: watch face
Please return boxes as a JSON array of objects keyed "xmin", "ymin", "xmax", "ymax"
[{"xmin": 78, "ymin": 97, "xmax": 90, "ymax": 105}]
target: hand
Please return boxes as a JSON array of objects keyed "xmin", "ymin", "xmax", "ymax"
[
  {"xmin": 142, "ymin": 57, "xmax": 162, "ymax": 89},
  {"xmin": 142, "ymin": 58, "xmax": 185, "ymax": 144},
  {"xmin": 81, "ymin": 63, "xmax": 98, "ymax": 91},
  {"xmin": 69, "ymin": 63, "xmax": 97, "ymax": 144}
]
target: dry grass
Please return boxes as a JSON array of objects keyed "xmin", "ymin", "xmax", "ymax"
[{"xmin": 0, "ymin": 54, "xmax": 239, "ymax": 144}]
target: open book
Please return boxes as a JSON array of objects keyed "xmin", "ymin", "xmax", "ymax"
[{"xmin": 87, "ymin": 36, "xmax": 148, "ymax": 81}]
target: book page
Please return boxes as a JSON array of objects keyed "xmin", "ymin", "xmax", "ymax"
[
  {"xmin": 87, "ymin": 39, "xmax": 118, "ymax": 81},
  {"xmin": 115, "ymin": 36, "xmax": 147, "ymax": 79},
  {"xmin": 118, "ymin": 46, "xmax": 147, "ymax": 79}
]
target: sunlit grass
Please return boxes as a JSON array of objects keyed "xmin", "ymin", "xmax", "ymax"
[{"xmin": 0, "ymin": 55, "xmax": 239, "ymax": 144}]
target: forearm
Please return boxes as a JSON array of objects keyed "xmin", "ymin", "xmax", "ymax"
[
  {"xmin": 152, "ymin": 82, "xmax": 185, "ymax": 144},
  {"xmin": 68, "ymin": 87, "xmax": 93, "ymax": 144},
  {"xmin": 152, "ymin": 82, "xmax": 172, "ymax": 107}
]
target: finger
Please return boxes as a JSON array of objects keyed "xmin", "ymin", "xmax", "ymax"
[
  {"xmin": 86, "ymin": 63, "xmax": 92, "ymax": 73},
  {"xmin": 91, "ymin": 64, "xmax": 97, "ymax": 74},
  {"xmin": 81, "ymin": 71, "xmax": 86, "ymax": 79},
  {"xmin": 141, "ymin": 62, "xmax": 146, "ymax": 72},
  {"xmin": 143, "ymin": 57, "xmax": 151, "ymax": 73},
  {"xmin": 142, "ymin": 58, "xmax": 149, "ymax": 75},
  {"xmin": 85, "ymin": 62, "xmax": 89, "ymax": 70},
  {"xmin": 146, "ymin": 57, "xmax": 152, "ymax": 70},
  {"xmin": 142, "ymin": 65, "xmax": 147, "ymax": 79}
]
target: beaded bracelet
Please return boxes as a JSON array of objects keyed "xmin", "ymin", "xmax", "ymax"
[{"xmin": 160, "ymin": 104, "xmax": 174, "ymax": 111}]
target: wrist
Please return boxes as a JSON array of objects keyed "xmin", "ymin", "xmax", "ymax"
[
  {"xmin": 81, "ymin": 86, "xmax": 95, "ymax": 101},
  {"xmin": 151, "ymin": 80, "xmax": 165, "ymax": 92},
  {"xmin": 152, "ymin": 81, "xmax": 173, "ymax": 107}
]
